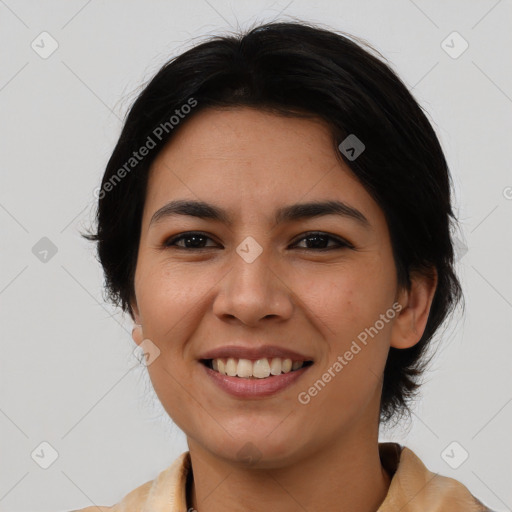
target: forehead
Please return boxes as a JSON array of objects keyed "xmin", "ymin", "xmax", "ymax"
[
  {"xmin": 153, "ymin": 107, "xmax": 337, "ymax": 166},
  {"xmin": 143, "ymin": 107, "xmax": 386, "ymax": 233}
]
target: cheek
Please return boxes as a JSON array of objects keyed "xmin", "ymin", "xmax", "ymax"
[
  {"xmin": 133, "ymin": 273, "xmax": 203, "ymax": 409},
  {"xmin": 135, "ymin": 260, "xmax": 207, "ymax": 338},
  {"xmin": 134, "ymin": 262, "xmax": 201, "ymax": 424},
  {"xmin": 145, "ymin": 360, "xmax": 196, "ymax": 437},
  {"xmin": 296, "ymin": 264, "xmax": 390, "ymax": 333},
  {"xmin": 295, "ymin": 263, "xmax": 394, "ymax": 380}
]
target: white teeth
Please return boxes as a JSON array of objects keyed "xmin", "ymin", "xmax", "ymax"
[
  {"xmin": 253, "ymin": 358, "xmax": 271, "ymax": 378},
  {"xmin": 236, "ymin": 358, "xmax": 253, "ymax": 378},
  {"xmin": 282, "ymin": 358, "xmax": 292, "ymax": 373},
  {"xmin": 226, "ymin": 357, "xmax": 237, "ymax": 377},
  {"xmin": 270, "ymin": 358, "xmax": 282, "ymax": 375},
  {"xmin": 210, "ymin": 357, "xmax": 307, "ymax": 378}
]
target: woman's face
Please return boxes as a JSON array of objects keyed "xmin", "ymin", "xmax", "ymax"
[{"xmin": 131, "ymin": 107, "xmax": 414, "ymax": 466}]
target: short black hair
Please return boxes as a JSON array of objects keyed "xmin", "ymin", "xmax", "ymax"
[{"xmin": 83, "ymin": 20, "xmax": 464, "ymax": 425}]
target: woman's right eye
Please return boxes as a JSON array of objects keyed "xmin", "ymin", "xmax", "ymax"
[{"xmin": 164, "ymin": 232, "xmax": 219, "ymax": 249}]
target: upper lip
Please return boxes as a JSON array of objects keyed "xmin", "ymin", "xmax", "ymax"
[{"xmin": 199, "ymin": 345, "xmax": 314, "ymax": 362}]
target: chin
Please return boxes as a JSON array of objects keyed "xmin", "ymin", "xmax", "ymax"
[{"xmin": 201, "ymin": 431, "xmax": 305, "ymax": 469}]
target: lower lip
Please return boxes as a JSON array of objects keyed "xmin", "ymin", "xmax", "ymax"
[{"xmin": 201, "ymin": 363, "xmax": 312, "ymax": 399}]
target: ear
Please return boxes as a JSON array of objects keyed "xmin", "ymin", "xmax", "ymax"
[
  {"xmin": 130, "ymin": 298, "xmax": 144, "ymax": 346},
  {"xmin": 130, "ymin": 298, "xmax": 141, "ymax": 324},
  {"xmin": 390, "ymin": 267, "xmax": 438, "ymax": 349}
]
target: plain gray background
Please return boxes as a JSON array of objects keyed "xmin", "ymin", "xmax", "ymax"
[{"xmin": 1, "ymin": 1, "xmax": 511, "ymax": 511}]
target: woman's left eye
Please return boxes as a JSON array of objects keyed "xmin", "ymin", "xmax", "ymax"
[
  {"xmin": 292, "ymin": 232, "xmax": 353, "ymax": 251},
  {"xmin": 163, "ymin": 231, "xmax": 352, "ymax": 251}
]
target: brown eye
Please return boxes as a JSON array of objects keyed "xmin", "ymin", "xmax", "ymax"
[
  {"xmin": 291, "ymin": 232, "xmax": 352, "ymax": 251},
  {"xmin": 164, "ymin": 232, "xmax": 219, "ymax": 249}
]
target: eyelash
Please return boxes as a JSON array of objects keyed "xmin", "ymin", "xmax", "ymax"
[{"xmin": 163, "ymin": 231, "xmax": 353, "ymax": 251}]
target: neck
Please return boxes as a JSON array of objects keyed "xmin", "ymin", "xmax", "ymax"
[{"xmin": 186, "ymin": 427, "xmax": 391, "ymax": 512}]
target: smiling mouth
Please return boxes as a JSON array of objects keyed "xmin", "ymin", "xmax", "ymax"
[{"xmin": 201, "ymin": 357, "xmax": 314, "ymax": 379}]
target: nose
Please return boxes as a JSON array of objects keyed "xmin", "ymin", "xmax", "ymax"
[{"xmin": 212, "ymin": 247, "xmax": 294, "ymax": 327}]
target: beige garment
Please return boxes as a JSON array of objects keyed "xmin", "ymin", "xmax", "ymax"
[{"xmin": 71, "ymin": 443, "xmax": 493, "ymax": 511}]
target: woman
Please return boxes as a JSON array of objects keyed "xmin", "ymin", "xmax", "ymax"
[{"xmin": 78, "ymin": 21, "xmax": 493, "ymax": 511}]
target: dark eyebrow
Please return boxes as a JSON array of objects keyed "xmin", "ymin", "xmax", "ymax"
[{"xmin": 149, "ymin": 199, "xmax": 371, "ymax": 230}]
